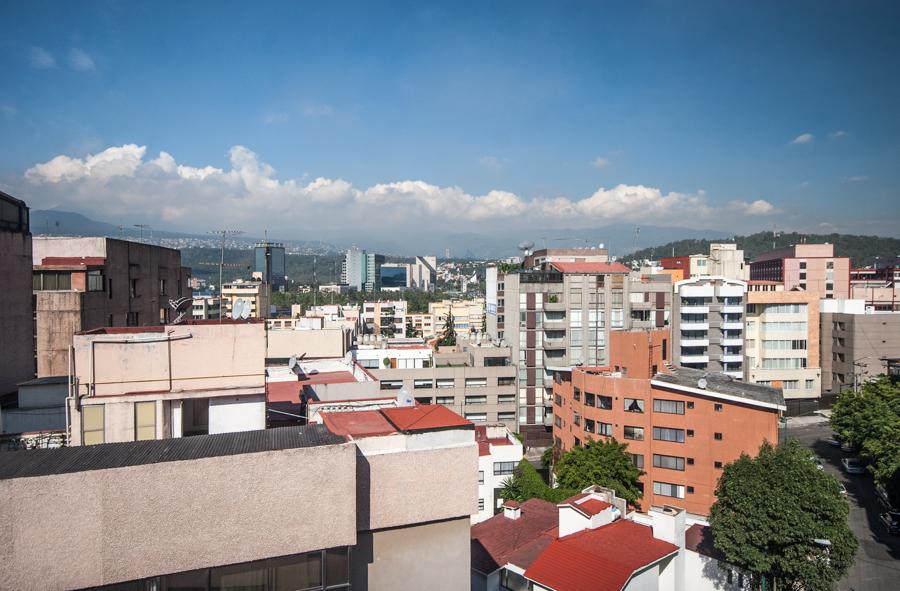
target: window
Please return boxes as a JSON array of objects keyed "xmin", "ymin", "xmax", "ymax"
[
  {"xmin": 805, "ymin": 379, "xmax": 814, "ymax": 390},
  {"xmin": 554, "ymin": 393, "xmax": 562, "ymax": 406},
  {"xmin": 624, "ymin": 398, "xmax": 645, "ymax": 413},
  {"xmin": 126, "ymin": 312, "xmax": 139, "ymax": 326},
  {"xmin": 494, "ymin": 461, "xmax": 517, "ymax": 476},
  {"xmin": 498, "ymin": 411, "xmax": 516, "ymax": 422},
  {"xmin": 87, "ymin": 270, "xmax": 104, "ymax": 292},
  {"xmin": 597, "ymin": 395, "xmax": 613, "ymax": 410},
  {"xmin": 82, "ymin": 405, "xmax": 104, "ymax": 445},
  {"xmin": 573, "ymin": 387, "xmax": 581, "ymax": 401},
  {"xmin": 714, "ymin": 461, "xmax": 723, "ymax": 469},
  {"xmin": 501, "ymin": 569, "xmax": 530, "ymax": 591},
  {"xmin": 686, "ymin": 401, "xmax": 694, "ymax": 409},
  {"xmin": 498, "ymin": 376, "xmax": 515, "ymax": 386},
  {"xmin": 653, "ymin": 454, "xmax": 685, "ymax": 471},
  {"xmin": 436, "ymin": 378, "xmax": 455, "ymax": 388},
  {"xmin": 380, "ymin": 380, "xmax": 403, "ymax": 390},
  {"xmin": 630, "ymin": 453, "xmax": 644, "ymax": 469},
  {"xmin": 799, "ymin": 261, "xmax": 807, "ymax": 269},
  {"xmin": 159, "ymin": 278, "xmax": 168, "ymax": 296},
  {"xmin": 584, "ymin": 418, "xmax": 595, "ymax": 433},
  {"xmin": 436, "ymin": 396, "xmax": 454, "ymax": 404},
  {"xmin": 584, "ymin": 392, "xmax": 595, "ymax": 407},
  {"xmin": 653, "ymin": 399, "xmax": 685, "ymax": 414},
  {"xmin": 466, "ymin": 395, "xmax": 487, "ymax": 405},
  {"xmin": 465, "ymin": 377, "xmax": 487, "ymax": 388},
  {"xmin": 686, "ymin": 429, "xmax": 694, "ymax": 437},
  {"xmin": 624, "ymin": 426, "xmax": 644, "ymax": 440},
  {"xmin": 478, "ymin": 498, "xmax": 485, "ymax": 511},
  {"xmin": 714, "ymin": 403, "xmax": 723, "ymax": 412},
  {"xmin": 478, "ymin": 471, "xmax": 484, "ymax": 484},
  {"xmin": 415, "ymin": 397, "xmax": 432, "ymax": 405},
  {"xmin": 465, "ymin": 412, "xmax": 487, "ymax": 422},
  {"xmin": 714, "ymin": 432, "xmax": 723, "ymax": 440},
  {"xmin": 33, "ymin": 271, "xmax": 72, "ymax": 291},
  {"xmin": 687, "ymin": 457, "xmax": 694, "ymax": 465},
  {"xmin": 653, "ymin": 427, "xmax": 685, "ymax": 443},
  {"xmin": 598, "ymin": 422, "xmax": 613, "ymax": 436},
  {"xmin": 414, "ymin": 379, "xmax": 433, "ymax": 389},
  {"xmin": 653, "ymin": 481, "xmax": 685, "ymax": 499},
  {"xmin": 498, "ymin": 393, "xmax": 515, "ymax": 404},
  {"xmin": 554, "ymin": 415, "xmax": 562, "ymax": 427},
  {"xmin": 687, "ymin": 486, "xmax": 695, "ymax": 494},
  {"xmin": 134, "ymin": 401, "xmax": 156, "ymax": 441}
]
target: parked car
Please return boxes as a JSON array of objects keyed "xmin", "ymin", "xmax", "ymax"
[
  {"xmin": 840, "ymin": 441, "xmax": 855, "ymax": 452},
  {"xmin": 841, "ymin": 457, "xmax": 865, "ymax": 474},
  {"xmin": 879, "ymin": 511, "xmax": 900, "ymax": 535},
  {"xmin": 826, "ymin": 434, "xmax": 842, "ymax": 447},
  {"xmin": 838, "ymin": 482, "xmax": 847, "ymax": 496},
  {"xmin": 876, "ymin": 485, "xmax": 894, "ymax": 510}
]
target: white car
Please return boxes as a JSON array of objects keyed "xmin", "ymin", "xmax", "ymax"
[{"xmin": 841, "ymin": 457, "xmax": 865, "ymax": 474}]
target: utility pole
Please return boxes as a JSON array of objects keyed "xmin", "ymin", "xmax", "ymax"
[{"xmin": 134, "ymin": 224, "xmax": 151, "ymax": 243}]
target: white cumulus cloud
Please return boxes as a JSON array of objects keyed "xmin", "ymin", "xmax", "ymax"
[
  {"xmin": 791, "ymin": 133, "xmax": 814, "ymax": 145},
  {"xmin": 729, "ymin": 199, "xmax": 776, "ymax": 216},
  {"xmin": 68, "ymin": 48, "xmax": 96, "ymax": 71}
]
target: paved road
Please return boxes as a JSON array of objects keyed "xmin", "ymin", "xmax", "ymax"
[{"xmin": 785, "ymin": 418, "xmax": 900, "ymax": 591}]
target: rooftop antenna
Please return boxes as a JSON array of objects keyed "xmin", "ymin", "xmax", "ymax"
[
  {"xmin": 134, "ymin": 224, "xmax": 151, "ymax": 244},
  {"xmin": 633, "ymin": 227, "xmax": 640, "ymax": 252},
  {"xmin": 208, "ymin": 229, "xmax": 244, "ymax": 322}
]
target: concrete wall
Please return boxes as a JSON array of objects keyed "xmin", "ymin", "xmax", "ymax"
[
  {"xmin": 0, "ymin": 442, "xmax": 358, "ymax": 590},
  {"xmin": 0, "ymin": 229, "xmax": 34, "ymax": 394},
  {"xmin": 821, "ymin": 311, "xmax": 900, "ymax": 393},
  {"xmin": 209, "ymin": 394, "xmax": 266, "ymax": 433},
  {"xmin": 267, "ymin": 327, "xmax": 351, "ymax": 359},
  {"xmin": 351, "ymin": 517, "xmax": 470, "ymax": 591}
]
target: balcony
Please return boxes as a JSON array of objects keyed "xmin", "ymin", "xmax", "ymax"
[
  {"xmin": 719, "ymin": 286, "xmax": 745, "ymax": 298},
  {"xmin": 543, "ymin": 340, "xmax": 566, "ymax": 351},
  {"xmin": 542, "ymin": 299, "xmax": 566, "ymax": 312},
  {"xmin": 680, "ymin": 322, "xmax": 709, "ymax": 331},
  {"xmin": 680, "ymin": 354, "xmax": 710, "ymax": 364},
  {"xmin": 681, "ymin": 285, "xmax": 714, "ymax": 298},
  {"xmin": 722, "ymin": 322, "xmax": 743, "ymax": 330},
  {"xmin": 542, "ymin": 316, "xmax": 567, "ymax": 329},
  {"xmin": 722, "ymin": 305, "xmax": 744, "ymax": 314},
  {"xmin": 680, "ymin": 338, "xmax": 709, "ymax": 347},
  {"xmin": 722, "ymin": 354, "xmax": 744, "ymax": 363},
  {"xmin": 721, "ymin": 337, "xmax": 744, "ymax": 346},
  {"xmin": 680, "ymin": 305, "xmax": 709, "ymax": 314}
]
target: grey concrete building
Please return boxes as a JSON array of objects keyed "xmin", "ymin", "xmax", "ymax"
[
  {"xmin": 0, "ymin": 407, "xmax": 477, "ymax": 591},
  {"xmin": 820, "ymin": 299, "xmax": 900, "ymax": 394},
  {"xmin": 371, "ymin": 340, "xmax": 517, "ymax": 432},
  {"xmin": 0, "ymin": 191, "xmax": 33, "ymax": 396},
  {"xmin": 672, "ymin": 276, "xmax": 746, "ymax": 378},
  {"xmin": 32, "ymin": 237, "xmax": 191, "ymax": 377}
]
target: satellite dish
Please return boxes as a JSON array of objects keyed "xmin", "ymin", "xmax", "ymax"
[
  {"xmin": 396, "ymin": 386, "xmax": 414, "ymax": 407},
  {"xmin": 240, "ymin": 300, "xmax": 251, "ymax": 319},
  {"xmin": 168, "ymin": 297, "xmax": 193, "ymax": 324},
  {"xmin": 697, "ymin": 378, "xmax": 708, "ymax": 390},
  {"xmin": 288, "ymin": 355, "xmax": 298, "ymax": 370},
  {"xmin": 230, "ymin": 299, "xmax": 243, "ymax": 320}
]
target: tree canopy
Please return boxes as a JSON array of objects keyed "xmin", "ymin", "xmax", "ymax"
[
  {"xmin": 500, "ymin": 459, "xmax": 577, "ymax": 504},
  {"xmin": 553, "ymin": 437, "xmax": 643, "ymax": 507},
  {"xmin": 830, "ymin": 376, "xmax": 900, "ymax": 503},
  {"xmin": 436, "ymin": 310, "xmax": 457, "ymax": 346},
  {"xmin": 709, "ymin": 440, "xmax": 857, "ymax": 591}
]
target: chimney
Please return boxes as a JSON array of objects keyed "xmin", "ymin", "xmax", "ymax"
[
  {"xmin": 502, "ymin": 500, "xmax": 521, "ymax": 520},
  {"xmin": 650, "ymin": 505, "xmax": 686, "ymax": 591},
  {"xmin": 557, "ymin": 485, "xmax": 624, "ymax": 537}
]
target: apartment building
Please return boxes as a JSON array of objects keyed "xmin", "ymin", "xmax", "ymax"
[
  {"xmin": 267, "ymin": 317, "xmax": 354, "ymax": 360},
  {"xmin": 221, "ymin": 278, "xmax": 270, "ymax": 319},
  {"xmin": 661, "ymin": 254, "xmax": 710, "ymax": 279},
  {"xmin": 661, "ymin": 244, "xmax": 748, "ymax": 282},
  {"xmin": 486, "ymin": 261, "xmax": 654, "ymax": 446},
  {"xmin": 475, "ymin": 423, "xmax": 524, "ymax": 523},
  {"xmin": 361, "ymin": 299, "xmax": 407, "ymax": 336},
  {"xmin": 1, "ymin": 404, "xmax": 477, "ymax": 591},
  {"xmin": 553, "ymin": 366, "xmax": 784, "ymax": 516},
  {"xmin": 408, "ymin": 312, "xmax": 437, "ymax": 337},
  {"xmin": 68, "ymin": 320, "xmax": 267, "ymax": 445},
  {"xmin": 672, "ymin": 277, "xmax": 746, "ymax": 378},
  {"xmin": 850, "ymin": 261, "xmax": 900, "ymax": 311},
  {"xmin": 523, "ymin": 246, "xmax": 609, "ymax": 268},
  {"xmin": 370, "ymin": 340, "xmax": 518, "ymax": 432},
  {"xmin": 0, "ymin": 190, "xmax": 33, "ymax": 395},
  {"xmin": 341, "ymin": 246, "xmax": 384, "ymax": 292},
  {"xmin": 429, "ymin": 297, "xmax": 486, "ymax": 336},
  {"xmin": 628, "ymin": 272, "xmax": 672, "ymax": 330},
  {"xmin": 750, "ymin": 243, "xmax": 850, "ymax": 299},
  {"xmin": 32, "ymin": 236, "xmax": 191, "ymax": 377},
  {"xmin": 821, "ymin": 299, "xmax": 900, "ymax": 394},
  {"xmin": 744, "ymin": 290, "xmax": 821, "ymax": 411},
  {"xmin": 191, "ymin": 294, "xmax": 221, "ymax": 320}
]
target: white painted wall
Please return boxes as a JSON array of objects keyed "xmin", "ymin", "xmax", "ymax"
[
  {"xmin": 474, "ymin": 435, "xmax": 524, "ymax": 523},
  {"xmin": 685, "ymin": 550, "xmax": 748, "ymax": 591},
  {"xmin": 208, "ymin": 395, "xmax": 266, "ymax": 434}
]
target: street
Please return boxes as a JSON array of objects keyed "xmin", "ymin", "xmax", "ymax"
[{"xmin": 786, "ymin": 417, "xmax": 900, "ymax": 591}]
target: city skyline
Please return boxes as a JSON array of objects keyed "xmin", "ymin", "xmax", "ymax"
[{"xmin": 1, "ymin": 1, "xmax": 899, "ymax": 246}]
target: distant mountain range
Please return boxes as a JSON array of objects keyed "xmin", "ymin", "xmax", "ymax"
[{"xmin": 621, "ymin": 232, "xmax": 900, "ymax": 268}]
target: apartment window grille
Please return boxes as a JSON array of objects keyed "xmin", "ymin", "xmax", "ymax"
[
  {"xmin": 82, "ymin": 405, "xmax": 104, "ymax": 445},
  {"xmin": 653, "ymin": 481, "xmax": 685, "ymax": 499},
  {"xmin": 653, "ymin": 399, "xmax": 685, "ymax": 414},
  {"xmin": 134, "ymin": 401, "xmax": 156, "ymax": 441},
  {"xmin": 465, "ymin": 378, "xmax": 487, "ymax": 388},
  {"xmin": 653, "ymin": 427, "xmax": 685, "ymax": 443},
  {"xmin": 414, "ymin": 379, "xmax": 433, "ymax": 389},
  {"xmin": 498, "ymin": 412, "xmax": 516, "ymax": 422},
  {"xmin": 624, "ymin": 398, "xmax": 645, "ymax": 413},
  {"xmin": 494, "ymin": 461, "xmax": 517, "ymax": 476},
  {"xmin": 436, "ymin": 378, "xmax": 455, "ymax": 388},
  {"xmin": 624, "ymin": 426, "xmax": 644, "ymax": 441},
  {"xmin": 436, "ymin": 396, "xmax": 454, "ymax": 405},
  {"xmin": 380, "ymin": 380, "xmax": 403, "ymax": 390},
  {"xmin": 653, "ymin": 454, "xmax": 685, "ymax": 471}
]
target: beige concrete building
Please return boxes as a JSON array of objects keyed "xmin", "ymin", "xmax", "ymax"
[
  {"xmin": 820, "ymin": 299, "xmax": 900, "ymax": 394},
  {"xmin": 266, "ymin": 317, "xmax": 355, "ymax": 360},
  {"xmin": 0, "ymin": 404, "xmax": 477, "ymax": 591},
  {"xmin": 408, "ymin": 312, "xmax": 437, "ymax": 337},
  {"xmin": 750, "ymin": 243, "xmax": 850, "ymax": 299},
  {"xmin": 68, "ymin": 320, "xmax": 267, "ymax": 445},
  {"xmin": 32, "ymin": 236, "xmax": 191, "ymax": 377},
  {"xmin": 523, "ymin": 246, "xmax": 609, "ymax": 269},
  {"xmin": 361, "ymin": 300, "xmax": 407, "ymax": 336},
  {"xmin": 708, "ymin": 243, "xmax": 749, "ymax": 280},
  {"xmin": 429, "ymin": 298, "xmax": 486, "ymax": 336},
  {"xmin": 744, "ymin": 290, "xmax": 821, "ymax": 411},
  {"xmin": 191, "ymin": 294, "xmax": 221, "ymax": 320},
  {"xmin": 222, "ymin": 278, "xmax": 270, "ymax": 319},
  {"xmin": 370, "ymin": 340, "xmax": 518, "ymax": 432},
  {"xmin": 0, "ymin": 191, "xmax": 33, "ymax": 396}
]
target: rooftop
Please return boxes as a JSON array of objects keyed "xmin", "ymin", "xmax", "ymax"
[
  {"xmin": 321, "ymin": 404, "xmax": 473, "ymax": 439},
  {"xmin": 471, "ymin": 498, "xmax": 559, "ymax": 574},
  {"xmin": 0, "ymin": 424, "xmax": 344, "ymax": 480},
  {"xmin": 685, "ymin": 524, "xmax": 726, "ymax": 562},
  {"xmin": 559, "ymin": 492, "xmax": 612, "ymax": 517},
  {"xmin": 36, "ymin": 256, "xmax": 106, "ymax": 269},
  {"xmin": 549, "ymin": 261, "xmax": 632, "ymax": 274},
  {"xmin": 524, "ymin": 520, "xmax": 679, "ymax": 591},
  {"xmin": 474, "ymin": 425, "xmax": 516, "ymax": 456},
  {"xmin": 652, "ymin": 366, "xmax": 786, "ymax": 410},
  {"xmin": 17, "ymin": 375, "xmax": 68, "ymax": 387}
]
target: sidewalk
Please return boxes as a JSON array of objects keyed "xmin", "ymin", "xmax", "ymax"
[{"xmin": 784, "ymin": 411, "xmax": 830, "ymax": 427}]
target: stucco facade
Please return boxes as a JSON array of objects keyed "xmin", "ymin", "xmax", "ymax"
[{"xmin": 0, "ymin": 191, "xmax": 33, "ymax": 396}]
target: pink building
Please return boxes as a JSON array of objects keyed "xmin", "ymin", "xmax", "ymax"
[{"xmin": 750, "ymin": 243, "xmax": 849, "ymax": 299}]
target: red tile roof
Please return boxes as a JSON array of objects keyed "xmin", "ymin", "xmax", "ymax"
[
  {"xmin": 321, "ymin": 410, "xmax": 397, "ymax": 438},
  {"xmin": 266, "ymin": 381, "xmax": 303, "ymax": 403},
  {"xmin": 550, "ymin": 262, "xmax": 632, "ymax": 274},
  {"xmin": 524, "ymin": 520, "xmax": 678, "ymax": 591},
  {"xmin": 475, "ymin": 424, "xmax": 516, "ymax": 456},
  {"xmin": 297, "ymin": 370, "xmax": 358, "ymax": 386},
  {"xmin": 471, "ymin": 498, "xmax": 559, "ymax": 574},
  {"xmin": 576, "ymin": 498, "xmax": 612, "ymax": 516},
  {"xmin": 381, "ymin": 404, "xmax": 472, "ymax": 432}
]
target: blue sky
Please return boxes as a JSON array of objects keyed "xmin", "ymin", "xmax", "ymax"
[{"xmin": 1, "ymin": 0, "xmax": 898, "ymax": 246}]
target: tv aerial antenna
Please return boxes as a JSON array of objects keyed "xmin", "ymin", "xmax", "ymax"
[{"xmin": 208, "ymin": 229, "xmax": 244, "ymax": 322}]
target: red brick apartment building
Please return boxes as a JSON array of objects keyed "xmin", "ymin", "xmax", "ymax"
[{"xmin": 553, "ymin": 359, "xmax": 784, "ymax": 516}]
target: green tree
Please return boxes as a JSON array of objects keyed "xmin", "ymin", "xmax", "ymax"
[
  {"xmin": 552, "ymin": 438, "xmax": 643, "ymax": 506},
  {"xmin": 500, "ymin": 459, "xmax": 578, "ymax": 504},
  {"xmin": 709, "ymin": 440, "xmax": 857, "ymax": 591},
  {"xmin": 436, "ymin": 311, "xmax": 457, "ymax": 347},
  {"xmin": 831, "ymin": 377, "xmax": 900, "ymax": 502}
]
